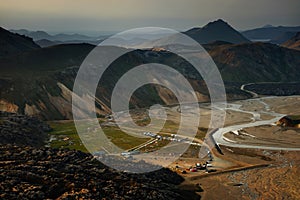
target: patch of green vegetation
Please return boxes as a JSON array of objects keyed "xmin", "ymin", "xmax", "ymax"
[
  {"xmin": 48, "ymin": 120, "xmax": 149, "ymax": 152},
  {"xmin": 47, "ymin": 121, "xmax": 88, "ymax": 152},
  {"xmin": 102, "ymin": 127, "xmax": 149, "ymax": 149},
  {"xmin": 140, "ymin": 140, "xmax": 171, "ymax": 152}
]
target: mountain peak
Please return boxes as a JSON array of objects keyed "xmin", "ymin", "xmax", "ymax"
[
  {"xmin": 208, "ymin": 19, "xmax": 228, "ymax": 25},
  {"xmin": 202, "ymin": 19, "xmax": 231, "ymax": 30},
  {"xmin": 262, "ymin": 24, "xmax": 274, "ymax": 28},
  {"xmin": 185, "ymin": 19, "xmax": 250, "ymax": 44}
]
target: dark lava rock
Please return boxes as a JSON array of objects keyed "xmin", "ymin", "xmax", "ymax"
[
  {"xmin": 0, "ymin": 111, "xmax": 51, "ymax": 147},
  {"xmin": 0, "ymin": 145, "xmax": 199, "ymax": 200}
]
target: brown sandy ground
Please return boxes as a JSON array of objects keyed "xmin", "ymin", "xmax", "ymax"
[
  {"xmin": 224, "ymin": 125, "xmax": 300, "ymax": 148},
  {"xmin": 178, "ymin": 147, "xmax": 300, "ymax": 200}
]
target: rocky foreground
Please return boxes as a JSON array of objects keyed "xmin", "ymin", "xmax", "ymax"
[
  {"xmin": 0, "ymin": 111, "xmax": 52, "ymax": 147},
  {"xmin": 0, "ymin": 145, "xmax": 199, "ymax": 199},
  {"xmin": 0, "ymin": 112, "xmax": 199, "ymax": 199}
]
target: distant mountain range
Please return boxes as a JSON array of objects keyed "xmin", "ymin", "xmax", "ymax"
[
  {"xmin": 10, "ymin": 21, "xmax": 300, "ymax": 46},
  {"xmin": 10, "ymin": 29, "xmax": 107, "ymax": 41},
  {"xmin": 9, "ymin": 29, "xmax": 108, "ymax": 47},
  {"xmin": 11, "ymin": 19, "xmax": 250, "ymax": 47},
  {"xmin": 185, "ymin": 19, "xmax": 250, "ymax": 44},
  {"xmin": 34, "ymin": 39, "xmax": 58, "ymax": 47},
  {"xmin": 1, "ymin": 20, "xmax": 300, "ymax": 119},
  {"xmin": 242, "ymin": 25, "xmax": 300, "ymax": 44},
  {"xmin": 35, "ymin": 39, "xmax": 102, "ymax": 47}
]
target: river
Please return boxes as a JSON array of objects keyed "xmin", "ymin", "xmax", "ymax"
[{"xmin": 212, "ymin": 95, "xmax": 300, "ymax": 151}]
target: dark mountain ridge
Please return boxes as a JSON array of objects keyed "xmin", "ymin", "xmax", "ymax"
[
  {"xmin": 1, "ymin": 41, "xmax": 300, "ymax": 119},
  {"xmin": 270, "ymin": 31, "xmax": 298, "ymax": 44},
  {"xmin": 208, "ymin": 42, "xmax": 300, "ymax": 82},
  {"xmin": 282, "ymin": 32, "xmax": 300, "ymax": 51},
  {"xmin": 185, "ymin": 19, "xmax": 250, "ymax": 44},
  {"xmin": 1, "ymin": 26, "xmax": 300, "ymax": 120},
  {"xmin": 0, "ymin": 27, "xmax": 40, "ymax": 58}
]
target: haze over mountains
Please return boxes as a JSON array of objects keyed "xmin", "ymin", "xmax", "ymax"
[
  {"xmin": 242, "ymin": 25, "xmax": 300, "ymax": 44},
  {"xmin": 10, "ymin": 19, "xmax": 251, "ymax": 46},
  {"xmin": 10, "ymin": 29, "xmax": 106, "ymax": 41},
  {"xmin": 1, "ymin": 19, "xmax": 300, "ymax": 119},
  {"xmin": 10, "ymin": 19, "xmax": 300, "ymax": 46},
  {"xmin": 10, "ymin": 29, "xmax": 107, "ymax": 47}
]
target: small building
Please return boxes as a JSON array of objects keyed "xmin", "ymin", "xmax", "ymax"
[{"xmin": 277, "ymin": 115, "xmax": 300, "ymax": 128}]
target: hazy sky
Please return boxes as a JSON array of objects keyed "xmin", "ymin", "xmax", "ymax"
[{"xmin": 0, "ymin": 0, "xmax": 299, "ymax": 35}]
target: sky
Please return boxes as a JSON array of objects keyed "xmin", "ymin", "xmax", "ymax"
[{"xmin": 0, "ymin": 0, "xmax": 299, "ymax": 35}]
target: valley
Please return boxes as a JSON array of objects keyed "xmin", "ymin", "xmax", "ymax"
[
  {"xmin": 1, "ymin": 14, "xmax": 300, "ymax": 199},
  {"xmin": 47, "ymin": 95, "xmax": 300, "ymax": 151},
  {"xmin": 45, "ymin": 95, "xmax": 300, "ymax": 199}
]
